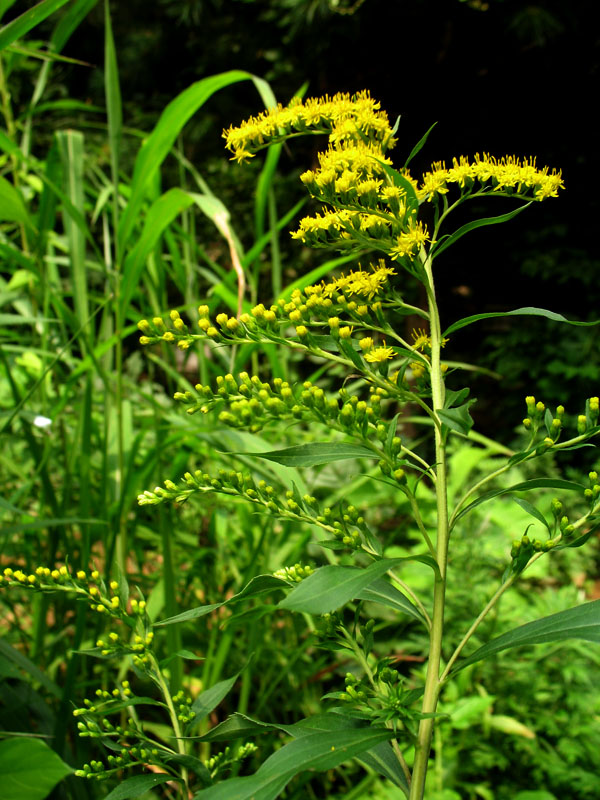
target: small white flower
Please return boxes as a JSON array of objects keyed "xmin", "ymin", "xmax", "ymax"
[{"xmin": 33, "ymin": 415, "xmax": 52, "ymax": 429}]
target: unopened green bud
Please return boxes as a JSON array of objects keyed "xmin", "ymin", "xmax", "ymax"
[
  {"xmin": 525, "ymin": 396, "xmax": 536, "ymax": 415},
  {"xmin": 523, "ymin": 418, "xmax": 532, "ymax": 430},
  {"xmin": 551, "ymin": 498, "xmax": 563, "ymax": 518},
  {"xmin": 393, "ymin": 469, "xmax": 406, "ymax": 484},
  {"xmin": 577, "ymin": 415, "xmax": 587, "ymax": 435}
]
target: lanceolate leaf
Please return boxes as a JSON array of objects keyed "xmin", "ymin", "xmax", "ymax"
[
  {"xmin": 452, "ymin": 478, "xmax": 584, "ymax": 526},
  {"xmin": 191, "ymin": 672, "xmax": 240, "ymax": 722},
  {"xmin": 0, "ymin": 0, "xmax": 70, "ymax": 51},
  {"xmin": 191, "ymin": 728, "xmax": 396, "ymax": 800},
  {"xmin": 155, "ymin": 575, "xmax": 287, "ymax": 627},
  {"xmin": 278, "ymin": 557, "xmax": 438, "ymax": 615},
  {"xmin": 433, "ymin": 202, "xmax": 531, "ymax": 260},
  {"xmin": 191, "ymin": 712, "xmax": 408, "ymax": 795},
  {"xmin": 511, "ymin": 497, "xmax": 551, "ymax": 531},
  {"xmin": 443, "ymin": 306, "xmax": 600, "ymax": 338},
  {"xmin": 118, "ymin": 70, "xmax": 269, "ymax": 249},
  {"xmin": 356, "ymin": 577, "xmax": 427, "ymax": 625},
  {"xmin": 103, "ymin": 774, "xmax": 178, "ymax": 800},
  {"xmin": 453, "ymin": 600, "xmax": 600, "ymax": 672},
  {"xmin": 404, "ymin": 121, "xmax": 437, "ymax": 169},
  {"xmin": 235, "ymin": 442, "xmax": 377, "ymax": 468}
]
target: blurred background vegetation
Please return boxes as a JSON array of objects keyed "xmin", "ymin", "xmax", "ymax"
[{"xmin": 1, "ymin": 1, "xmax": 598, "ymax": 799}]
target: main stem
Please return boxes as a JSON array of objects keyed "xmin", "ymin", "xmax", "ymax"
[{"xmin": 409, "ymin": 256, "xmax": 449, "ymax": 800}]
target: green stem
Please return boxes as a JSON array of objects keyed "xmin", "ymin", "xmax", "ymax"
[
  {"xmin": 408, "ymin": 252, "xmax": 449, "ymax": 800},
  {"xmin": 148, "ymin": 653, "xmax": 189, "ymax": 794}
]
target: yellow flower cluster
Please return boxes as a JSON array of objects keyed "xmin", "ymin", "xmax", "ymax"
[
  {"xmin": 223, "ymin": 90, "xmax": 397, "ymax": 163},
  {"xmin": 319, "ymin": 260, "xmax": 396, "ymax": 300},
  {"xmin": 419, "ymin": 154, "xmax": 564, "ymax": 202}
]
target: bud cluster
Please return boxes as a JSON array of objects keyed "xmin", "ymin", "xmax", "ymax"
[
  {"xmin": 0, "ymin": 565, "xmax": 145, "ymax": 623},
  {"xmin": 206, "ymin": 742, "xmax": 258, "ymax": 780},
  {"xmin": 139, "ymin": 470, "xmax": 377, "ymax": 552},
  {"xmin": 522, "ymin": 396, "xmax": 600, "ymax": 449},
  {"xmin": 95, "ymin": 630, "xmax": 155, "ymax": 668},
  {"xmin": 172, "ymin": 689, "xmax": 196, "ymax": 724},
  {"xmin": 272, "ymin": 563, "xmax": 315, "ymax": 583},
  {"xmin": 335, "ymin": 663, "xmax": 416, "ymax": 726},
  {"xmin": 510, "ymin": 479, "xmax": 600, "ymax": 565}
]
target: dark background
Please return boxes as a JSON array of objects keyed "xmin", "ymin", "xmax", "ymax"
[{"xmin": 22, "ymin": 0, "xmax": 600, "ymax": 438}]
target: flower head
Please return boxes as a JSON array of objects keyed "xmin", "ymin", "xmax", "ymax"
[{"xmin": 364, "ymin": 343, "xmax": 395, "ymax": 363}]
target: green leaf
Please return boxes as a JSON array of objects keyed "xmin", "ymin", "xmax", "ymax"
[
  {"xmin": 0, "ymin": 175, "xmax": 34, "ymax": 229},
  {"xmin": 404, "ymin": 121, "xmax": 437, "ymax": 169},
  {"xmin": 191, "ymin": 672, "xmax": 239, "ymax": 722},
  {"xmin": 0, "ymin": 738, "xmax": 73, "ymax": 800},
  {"xmin": 235, "ymin": 442, "xmax": 376, "ymax": 468},
  {"xmin": 155, "ymin": 575, "xmax": 287, "ymax": 627},
  {"xmin": 121, "ymin": 187, "xmax": 196, "ymax": 312},
  {"xmin": 193, "ymin": 711, "xmax": 275, "ymax": 742},
  {"xmin": 191, "ymin": 728, "xmax": 395, "ymax": 800},
  {"xmin": 454, "ymin": 600, "xmax": 600, "ymax": 672},
  {"xmin": 118, "ymin": 70, "xmax": 263, "ymax": 250},
  {"xmin": 443, "ymin": 306, "xmax": 600, "ymax": 338},
  {"xmin": 0, "ymin": 0, "xmax": 70, "ymax": 51},
  {"xmin": 511, "ymin": 497, "xmax": 550, "ymax": 532},
  {"xmin": 279, "ymin": 557, "xmax": 437, "ymax": 615},
  {"xmin": 452, "ymin": 478, "xmax": 584, "ymax": 525},
  {"xmin": 356, "ymin": 577, "xmax": 427, "ymax": 625},
  {"xmin": 433, "ymin": 202, "xmax": 531, "ymax": 260},
  {"xmin": 438, "ymin": 401, "xmax": 475, "ymax": 435},
  {"xmin": 103, "ymin": 773, "xmax": 179, "ymax": 800}
]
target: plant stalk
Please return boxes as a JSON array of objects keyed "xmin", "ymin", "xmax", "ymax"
[{"xmin": 408, "ymin": 252, "xmax": 449, "ymax": 800}]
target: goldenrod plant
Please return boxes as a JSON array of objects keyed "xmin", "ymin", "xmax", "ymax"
[
  {"xmin": 2, "ymin": 83, "xmax": 600, "ymax": 800},
  {"xmin": 131, "ymin": 91, "xmax": 600, "ymax": 799}
]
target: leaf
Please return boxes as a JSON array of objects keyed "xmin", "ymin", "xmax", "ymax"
[
  {"xmin": 0, "ymin": 0, "xmax": 70, "ymax": 51},
  {"xmin": 279, "ymin": 557, "xmax": 437, "ymax": 615},
  {"xmin": 356, "ymin": 577, "xmax": 427, "ymax": 625},
  {"xmin": 155, "ymin": 575, "xmax": 287, "ymax": 627},
  {"xmin": 193, "ymin": 711, "xmax": 276, "ymax": 742},
  {"xmin": 103, "ymin": 773, "xmax": 178, "ymax": 800},
  {"xmin": 452, "ymin": 478, "xmax": 584, "ymax": 525},
  {"xmin": 191, "ymin": 672, "xmax": 239, "ymax": 722},
  {"xmin": 234, "ymin": 442, "xmax": 376, "ymax": 468},
  {"xmin": 433, "ymin": 202, "xmax": 531, "ymax": 260},
  {"xmin": 404, "ymin": 121, "xmax": 437, "ymax": 169},
  {"xmin": 0, "ymin": 738, "xmax": 73, "ymax": 800},
  {"xmin": 511, "ymin": 497, "xmax": 550, "ymax": 532},
  {"xmin": 453, "ymin": 600, "xmax": 600, "ymax": 672},
  {"xmin": 118, "ymin": 70, "xmax": 265, "ymax": 250},
  {"xmin": 0, "ymin": 175, "xmax": 34, "ymax": 229},
  {"xmin": 191, "ymin": 728, "xmax": 395, "ymax": 800},
  {"xmin": 443, "ymin": 306, "xmax": 600, "ymax": 338},
  {"xmin": 121, "ymin": 187, "xmax": 196, "ymax": 312},
  {"xmin": 438, "ymin": 401, "xmax": 475, "ymax": 435}
]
